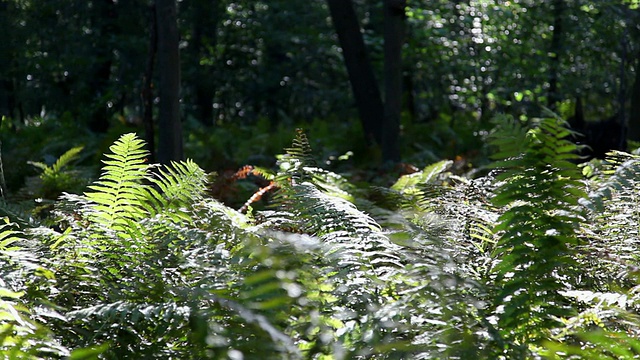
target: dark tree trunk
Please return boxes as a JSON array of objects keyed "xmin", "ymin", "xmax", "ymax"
[
  {"xmin": 568, "ymin": 97, "xmax": 585, "ymax": 131},
  {"xmin": 142, "ymin": 4, "xmax": 157, "ymax": 163},
  {"xmin": 0, "ymin": 2, "xmax": 11, "ymax": 119},
  {"xmin": 1, "ymin": 80, "xmax": 16, "ymax": 121},
  {"xmin": 156, "ymin": 0, "xmax": 183, "ymax": 164},
  {"xmin": 326, "ymin": 0, "xmax": 384, "ymax": 146},
  {"xmin": 191, "ymin": 0, "xmax": 221, "ymax": 126},
  {"xmin": 628, "ymin": 51, "xmax": 640, "ymax": 141},
  {"xmin": 616, "ymin": 39, "xmax": 628, "ymax": 151},
  {"xmin": 403, "ymin": 73, "xmax": 416, "ymax": 123},
  {"xmin": 87, "ymin": 60, "xmax": 112, "ymax": 133},
  {"xmin": 88, "ymin": 0, "xmax": 118, "ymax": 133},
  {"xmin": 547, "ymin": 0, "xmax": 564, "ymax": 109},
  {"xmin": 263, "ymin": 41, "xmax": 288, "ymax": 125},
  {"xmin": 382, "ymin": 0, "xmax": 405, "ymax": 163}
]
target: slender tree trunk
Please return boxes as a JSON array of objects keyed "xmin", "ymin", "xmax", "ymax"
[
  {"xmin": 568, "ymin": 97, "xmax": 585, "ymax": 131},
  {"xmin": 142, "ymin": 4, "xmax": 157, "ymax": 163},
  {"xmin": 547, "ymin": 0, "xmax": 564, "ymax": 109},
  {"xmin": 87, "ymin": 0, "xmax": 118, "ymax": 133},
  {"xmin": 382, "ymin": 0, "xmax": 405, "ymax": 163},
  {"xmin": 192, "ymin": 0, "xmax": 221, "ymax": 126},
  {"xmin": 0, "ymin": 2, "xmax": 10, "ymax": 119},
  {"xmin": 616, "ymin": 30, "xmax": 628, "ymax": 150},
  {"xmin": 156, "ymin": 0, "xmax": 183, "ymax": 163},
  {"xmin": 326, "ymin": 0, "xmax": 384, "ymax": 146},
  {"xmin": 404, "ymin": 72, "xmax": 416, "ymax": 123},
  {"xmin": 627, "ymin": 51, "xmax": 640, "ymax": 141}
]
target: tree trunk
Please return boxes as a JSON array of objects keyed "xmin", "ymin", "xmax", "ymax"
[
  {"xmin": 382, "ymin": 0, "xmax": 405, "ymax": 163},
  {"xmin": 0, "ymin": 2, "xmax": 10, "ymax": 119},
  {"xmin": 156, "ymin": 0, "xmax": 183, "ymax": 164},
  {"xmin": 87, "ymin": 0, "xmax": 118, "ymax": 133},
  {"xmin": 628, "ymin": 50, "xmax": 640, "ymax": 141},
  {"xmin": 191, "ymin": 0, "xmax": 222, "ymax": 126},
  {"xmin": 547, "ymin": 0, "xmax": 564, "ymax": 109},
  {"xmin": 326, "ymin": 0, "xmax": 384, "ymax": 146},
  {"xmin": 142, "ymin": 3, "xmax": 157, "ymax": 163}
]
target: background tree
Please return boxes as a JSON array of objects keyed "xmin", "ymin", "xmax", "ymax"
[
  {"xmin": 142, "ymin": 3, "xmax": 157, "ymax": 163},
  {"xmin": 382, "ymin": 0, "xmax": 406, "ymax": 163},
  {"xmin": 326, "ymin": 0, "xmax": 385, "ymax": 148},
  {"xmin": 182, "ymin": 0, "xmax": 224, "ymax": 127},
  {"xmin": 630, "ymin": 48, "xmax": 640, "ymax": 141},
  {"xmin": 155, "ymin": 0, "xmax": 183, "ymax": 163}
]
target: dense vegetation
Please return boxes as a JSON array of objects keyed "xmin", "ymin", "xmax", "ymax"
[
  {"xmin": 2, "ymin": 0, "xmax": 640, "ymax": 358},
  {"xmin": 3, "ymin": 121, "xmax": 640, "ymax": 359}
]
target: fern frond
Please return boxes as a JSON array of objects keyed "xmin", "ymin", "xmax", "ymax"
[
  {"xmin": 391, "ymin": 159, "xmax": 453, "ymax": 192},
  {"xmin": 84, "ymin": 133, "xmax": 150, "ymax": 231},
  {"xmin": 146, "ymin": 159, "xmax": 208, "ymax": 223},
  {"xmin": 285, "ymin": 128, "xmax": 316, "ymax": 168},
  {"xmin": 488, "ymin": 114, "xmax": 529, "ymax": 162},
  {"xmin": 25, "ymin": 145, "xmax": 90, "ymax": 199},
  {"xmin": 276, "ymin": 128, "xmax": 317, "ymax": 185},
  {"xmin": 0, "ymin": 220, "xmax": 70, "ymax": 358},
  {"xmin": 45, "ymin": 145, "xmax": 84, "ymax": 178},
  {"xmin": 306, "ymin": 166, "xmax": 358, "ymax": 202},
  {"xmin": 0, "ymin": 218, "xmax": 21, "ymax": 252},
  {"xmin": 581, "ymin": 151, "xmax": 640, "ymax": 212},
  {"xmin": 273, "ymin": 182, "xmax": 403, "ymax": 280},
  {"xmin": 488, "ymin": 115, "xmax": 585, "ymax": 352},
  {"xmin": 574, "ymin": 151, "xmax": 640, "ymax": 292}
]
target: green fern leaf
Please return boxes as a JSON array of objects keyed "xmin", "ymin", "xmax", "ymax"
[
  {"xmin": 84, "ymin": 133, "xmax": 150, "ymax": 232},
  {"xmin": 285, "ymin": 128, "xmax": 316, "ymax": 167},
  {"xmin": 391, "ymin": 160, "xmax": 453, "ymax": 192},
  {"xmin": 0, "ymin": 218, "xmax": 21, "ymax": 251},
  {"xmin": 47, "ymin": 146, "xmax": 84, "ymax": 177},
  {"xmin": 146, "ymin": 159, "xmax": 208, "ymax": 223},
  {"xmin": 488, "ymin": 115, "xmax": 585, "ymax": 352}
]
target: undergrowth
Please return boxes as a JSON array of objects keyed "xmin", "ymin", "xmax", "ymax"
[{"xmin": 1, "ymin": 115, "xmax": 640, "ymax": 359}]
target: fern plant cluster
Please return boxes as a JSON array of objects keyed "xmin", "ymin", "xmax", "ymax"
[{"xmin": 2, "ymin": 117, "xmax": 640, "ymax": 359}]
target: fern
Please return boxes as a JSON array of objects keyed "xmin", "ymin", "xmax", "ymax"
[
  {"xmin": 390, "ymin": 159, "xmax": 453, "ymax": 193},
  {"xmin": 27, "ymin": 145, "xmax": 89, "ymax": 199},
  {"xmin": 84, "ymin": 133, "xmax": 150, "ymax": 232},
  {"xmin": 146, "ymin": 159, "xmax": 208, "ymax": 223},
  {"xmin": 487, "ymin": 114, "xmax": 586, "ymax": 355},
  {"xmin": 262, "ymin": 131, "xmax": 404, "ymax": 277},
  {"xmin": 580, "ymin": 151, "xmax": 640, "ymax": 213},
  {"xmin": 0, "ymin": 218, "xmax": 71, "ymax": 358},
  {"xmin": 39, "ymin": 133, "xmax": 321, "ymax": 358},
  {"xmin": 251, "ymin": 130, "xmax": 499, "ymax": 358},
  {"xmin": 19, "ymin": 127, "xmax": 640, "ymax": 358},
  {"xmin": 534, "ymin": 149, "xmax": 640, "ymax": 356},
  {"xmin": 28, "ymin": 145, "xmax": 84, "ymax": 180}
]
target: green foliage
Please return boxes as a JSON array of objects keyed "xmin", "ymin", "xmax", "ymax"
[
  {"xmin": 85, "ymin": 133, "xmax": 148, "ymax": 224},
  {"xmin": 3, "ymin": 126, "xmax": 640, "ymax": 358},
  {"xmin": 3, "ymin": 0, "xmax": 636, "ymax": 175},
  {"xmin": 2, "ymin": 0, "xmax": 640, "ymax": 355},
  {"xmin": 487, "ymin": 114, "xmax": 586, "ymax": 355},
  {"xmin": 27, "ymin": 145, "xmax": 88, "ymax": 199},
  {"xmin": 0, "ymin": 218, "xmax": 70, "ymax": 358}
]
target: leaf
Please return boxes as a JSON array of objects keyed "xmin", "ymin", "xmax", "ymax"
[{"xmin": 69, "ymin": 343, "xmax": 110, "ymax": 360}]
